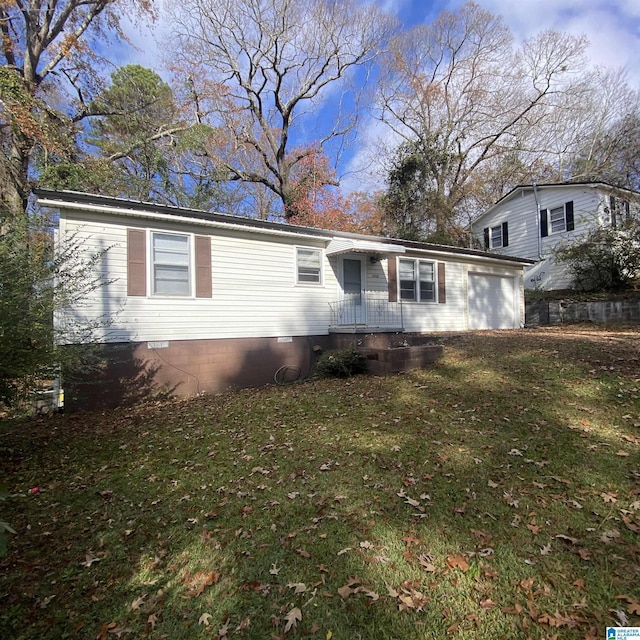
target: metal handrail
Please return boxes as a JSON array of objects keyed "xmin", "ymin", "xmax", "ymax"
[{"xmin": 329, "ymin": 295, "xmax": 404, "ymax": 329}]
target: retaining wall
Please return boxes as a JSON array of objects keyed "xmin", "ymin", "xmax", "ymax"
[{"xmin": 526, "ymin": 298, "xmax": 640, "ymax": 326}]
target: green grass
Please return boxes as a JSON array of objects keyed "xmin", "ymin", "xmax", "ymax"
[{"xmin": 1, "ymin": 326, "xmax": 639, "ymax": 639}]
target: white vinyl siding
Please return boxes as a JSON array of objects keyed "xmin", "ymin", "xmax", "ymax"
[
  {"xmin": 471, "ymin": 185, "xmax": 609, "ymax": 290},
  {"xmin": 152, "ymin": 232, "xmax": 190, "ymax": 296},
  {"xmin": 56, "ymin": 210, "xmax": 526, "ymax": 343}
]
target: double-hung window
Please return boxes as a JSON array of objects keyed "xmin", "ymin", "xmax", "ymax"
[
  {"xmin": 610, "ymin": 195, "xmax": 630, "ymax": 228},
  {"xmin": 399, "ymin": 258, "xmax": 436, "ymax": 302},
  {"xmin": 483, "ymin": 222, "xmax": 509, "ymax": 249},
  {"xmin": 549, "ymin": 206, "xmax": 567, "ymax": 233},
  {"xmin": 540, "ymin": 201, "xmax": 574, "ymax": 237},
  {"xmin": 296, "ymin": 247, "xmax": 322, "ymax": 284},
  {"xmin": 152, "ymin": 232, "xmax": 191, "ymax": 296}
]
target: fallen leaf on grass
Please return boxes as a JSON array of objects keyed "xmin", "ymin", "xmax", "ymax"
[
  {"xmin": 622, "ymin": 514, "xmax": 640, "ymax": 533},
  {"xmin": 80, "ymin": 554, "xmax": 101, "ymax": 568},
  {"xmin": 446, "ymin": 555, "xmax": 470, "ymax": 572},
  {"xmin": 147, "ymin": 614, "xmax": 158, "ymax": 629},
  {"xmin": 418, "ymin": 554, "xmax": 436, "ymax": 572},
  {"xmin": 616, "ymin": 450, "xmax": 630, "ymax": 457},
  {"xmin": 616, "ymin": 595, "xmax": 640, "ymax": 615},
  {"xmin": 284, "ymin": 607, "xmax": 302, "ymax": 632},
  {"xmin": 338, "ymin": 578, "xmax": 362, "ymax": 599},
  {"xmin": 287, "ymin": 582, "xmax": 307, "ymax": 594},
  {"xmin": 600, "ymin": 529, "xmax": 620, "ymax": 544},
  {"xmin": 184, "ymin": 569, "xmax": 219, "ymax": 597},
  {"xmin": 480, "ymin": 598, "xmax": 497, "ymax": 609},
  {"xmin": 199, "ymin": 613, "xmax": 212, "ymax": 626},
  {"xmin": 107, "ymin": 625, "xmax": 133, "ymax": 637}
]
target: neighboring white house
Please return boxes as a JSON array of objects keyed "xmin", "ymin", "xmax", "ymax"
[
  {"xmin": 471, "ymin": 182, "xmax": 640, "ymax": 290},
  {"xmin": 36, "ymin": 188, "xmax": 532, "ymax": 408}
]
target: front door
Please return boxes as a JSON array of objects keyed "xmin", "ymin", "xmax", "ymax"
[{"xmin": 342, "ymin": 257, "xmax": 365, "ymax": 324}]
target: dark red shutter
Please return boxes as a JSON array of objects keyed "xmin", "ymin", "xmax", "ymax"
[
  {"xmin": 438, "ymin": 262, "xmax": 446, "ymax": 304},
  {"xmin": 195, "ymin": 235, "xmax": 212, "ymax": 298},
  {"xmin": 483, "ymin": 227, "xmax": 490, "ymax": 249},
  {"xmin": 127, "ymin": 229, "xmax": 146, "ymax": 296},
  {"xmin": 502, "ymin": 221, "xmax": 509, "ymax": 247},
  {"xmin": 388, "ymin": 257, "xmax": 397, "ymax": 302}
]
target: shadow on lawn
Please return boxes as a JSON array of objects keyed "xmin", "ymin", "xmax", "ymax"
[{"xmin": 1, "ymin": 328, "xmax": 639, "ymax": 639}]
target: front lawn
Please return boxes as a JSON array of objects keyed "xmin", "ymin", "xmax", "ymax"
[{"xmin": 1, "ymin": 326, "xmax": 639, "ymax": 639}]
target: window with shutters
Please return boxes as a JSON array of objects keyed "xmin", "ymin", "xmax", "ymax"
[
  {"xmin": 540, "ymin": 201, "xmax": 574, "ymax": 237},
  {"xmin": 549, "ymin": 206, "xmax": 567, "ymax": 233},
  {"xmin": 483, "ymin": 222, "xmax": 508, "ymax": 249},
  {"xmin": 127, "ymin": 229, "xmax": 212, "ymax": 298},
  {"xmin": 610, "ymin": 195, "xmax": 631, "ymax": 228},
  {"xmin": 296, "ymin": 247, "xmax": 322, "ymax": 285},
  {"xmin": 152, "ymin": 232, "xmax": 191, "ymax": 296},
  {"xmin": 399, "ymin": 258, "xmax": 436, "ymax": 302}
]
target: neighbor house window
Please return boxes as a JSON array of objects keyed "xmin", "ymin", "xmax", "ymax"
[
  {"xmin": 549, "ymin": 206, "xmax": 567, "ymax": 233},
  {"xmin": 399, "ymin": 258, "xmax": 436, "ymax": 302},
  {"xmin": 483, "ymin": 222, "xmax": 509, "ymax": 249},
  {"xmin": 152, "ymin": 232, "xmax": 191, "ymax": 296},
  {"xmin": 296, "ymin": 247, "xmax": 322, "ymax": 284},
  {"xmin": 490, "ymin": 225, "xmax": 502, "ymax": 248},
  {"xmin": 540, "ymin": 201, "xmax": 574, "ymax": 237},
  {"xmin": 610, "ymin": 195, "xmax": 630, "ymax": 228}
]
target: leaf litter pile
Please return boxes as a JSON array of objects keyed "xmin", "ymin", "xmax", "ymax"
[{"xmin": 1, "ymin": 325, "xmax": 639, "ymax": 639}]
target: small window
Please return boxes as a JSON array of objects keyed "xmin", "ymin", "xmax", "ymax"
[
  {"xmin": 549, "ymin": 206, "xmax": 566, "ymax": 233},
  {"xmin": 152, "ymin": 232, "xmax": 191, "ymax": 296},
  {"xmin": 483, "ymin": 222, "xmax": 508, "ymax": 249},
  {"xmin": 490, "ymin": 225, "xmax": 502, "ymax": 248},
  {"xmin": 610, "ymin": 195, "xmax": 630, "ymax": 228},
  {"xmin": 296, "ymin": 247, "xmax": 322, "ymax": 284},
  {"xmin": 540, "ymin": 201, "xmax": 573, "ymax": 237},
  {"xmin": 399, "ymin": 258, "xmax": 436, "ymax": 302}
]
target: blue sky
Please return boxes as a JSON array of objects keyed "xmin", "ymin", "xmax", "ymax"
[{"xmin": 119, "ymin": 0, "xmax": 640, "ymax": 195}]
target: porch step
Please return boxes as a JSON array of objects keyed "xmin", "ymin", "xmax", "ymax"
[{"xmin": 358, "ymin": 345, "xmax": 444, "ymax": 376}]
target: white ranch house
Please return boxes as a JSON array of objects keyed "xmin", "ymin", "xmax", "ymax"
[
  {"xmin": 471, "ymin": 182, "xmax": 640, "ymax": 291},
  {"xmin": 37, "ymin": 189, "xmax": 532, "ymax": 409}
]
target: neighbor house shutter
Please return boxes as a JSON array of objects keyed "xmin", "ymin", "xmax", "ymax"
[
  {"xmin": 388, "ymin": 257, "xmax": 397, "ymax": 302},
  {"xmin": 437, "ymin": 262, "xmax": 446, "ymax": 304},
  {"xmin": 565, "ymin": 201, "xmax": 574, "ymax": 231},
  {"xmin": 127, "ymin": 229, "xmax": 146, "ymax": 296},
  {"xmin": 483, "ymin": 227, "xmax": 490, "ymax": 250},
  {"xmin": 610, "ymin": 196, "xmax": 617, "ymax": 226},
  {"xmin": 501, "ymin": 221, "xmax": 509, "ymax": 247},
  {"xmin": 540, "ymin": 209, "xmax": 548, "ymax": 237},
  {"xmin": 194, "ymin": 235, "xmax": 212, "ymax": 298}
]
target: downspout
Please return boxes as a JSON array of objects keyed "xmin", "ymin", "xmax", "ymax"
[{"xmin": 532, "ymin": 181, "xmax": 542, "ymax": 259}]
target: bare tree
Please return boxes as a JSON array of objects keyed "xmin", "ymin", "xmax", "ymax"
[
  {"xmin": 373, "ymin": 1, "xmax": 591, "ymax": 234},
  {"xmin": 166, "ymin": 0, "xmax": 395, "ymax": 219}
]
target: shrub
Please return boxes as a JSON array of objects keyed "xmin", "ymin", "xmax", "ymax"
[
  {"xmin": 554, "ymin": 222, "xmax": 640, "ymax": 292},
  {"xmin": 315, "ymin": 347, "xmax": 367, "ymax": 378}
]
